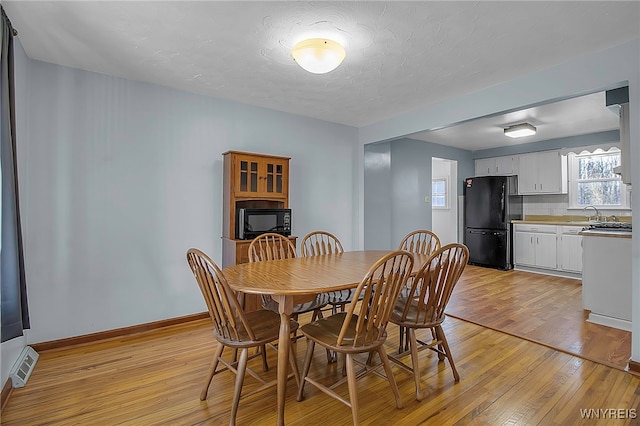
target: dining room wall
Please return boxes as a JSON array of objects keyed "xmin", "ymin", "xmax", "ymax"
[
  {"xmin": 363, "ymin": 138, "xmax": 473, "ymax": 250},
  {"xmin": 14, "ymin": 56, "xmax": 358, "ymax": 345}
]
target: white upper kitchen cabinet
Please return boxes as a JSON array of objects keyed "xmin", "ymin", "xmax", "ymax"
[
  {"xmin": 475, "ymin": 155, "xmax": 519, "ymax": 176},
  {"xmin": 517, "ymin": 151, "xmax": 567, "ymax": 195}
]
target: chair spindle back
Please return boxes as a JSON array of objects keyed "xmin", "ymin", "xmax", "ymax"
[
  {"xmin": 186, "ymin": 248, "xmax": 256, "ymax": 342},
  {"xmin": 338, "ymin": 250, "xmax": 414, "ymax": 347},
  {"xmin": 301, "ymin": 231, "xmax": 344, "ymax": 257}
]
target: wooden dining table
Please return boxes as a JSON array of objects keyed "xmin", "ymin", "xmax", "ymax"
[{"xmin": 222, "ymin": 250, "xmax": 429, "ymax": 425}]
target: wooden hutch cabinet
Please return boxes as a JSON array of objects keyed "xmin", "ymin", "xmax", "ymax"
[
  {"xmin": 222, "ymin": 150, "xmax": 296, "ymax": 265},
  {"xmin": 222, "ymin": 151, "xmax": 296, "ymax": 311}
]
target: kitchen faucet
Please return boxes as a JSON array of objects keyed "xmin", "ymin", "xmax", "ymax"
[{"xmin": 583, "ymin": 205, "xmax": 600, "ymax": 222}]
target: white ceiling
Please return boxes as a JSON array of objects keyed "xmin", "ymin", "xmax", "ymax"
[
  {"xmin": 3, "ymin": 1, "xmax": 639, "ymax": 150},
  {"xmin": 408, "ymin": 90, "xmax": 622, "ymax": 150}
]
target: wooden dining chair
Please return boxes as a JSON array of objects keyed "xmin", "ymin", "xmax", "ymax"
[
  {"xmin": 398, "ymin": 229, "xmax": 441, "ymax": 255},
  {"xmin": 301, "ymin": 230, "xmax": 344, "ymax": 256},
  {"xmin": 301, "ymin": 231, "xmax": 358, "ymax": 315},
  {"xmin": 296, "ymin": 250, "xmax": 415, "ymax": 425},
  {"xmin": 248, "ymin": 233, "xmax": 329, "ymax": 320},
  {"xmin": 388, "ymin": 243, "xmax": 469, "ymax": 401},
  {"xmin": 186, "ymin": 248, "xmax": 300, "ymax": 425},
  {"xmin": 397, "ymin": 230, "xmax": 442, "ymax": 352},
  {"xmin": 301, "ymin": 230, "xmax": 353, "ymax": 363}
]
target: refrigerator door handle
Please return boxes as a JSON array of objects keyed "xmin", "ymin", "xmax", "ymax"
[{"xmin": 500, "ymin": 182, "xmax": 506, "ymax": 223}]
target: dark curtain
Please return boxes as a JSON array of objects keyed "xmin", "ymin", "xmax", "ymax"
[{"xmin": 1, "ymin": 5, "xmax": 29, "ymax": 342}]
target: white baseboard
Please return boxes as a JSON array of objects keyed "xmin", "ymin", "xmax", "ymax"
[
  {"xmin": 514, "ymin": 265, "xmax": 582, "ymax": 280},
  {"xmin": 586, "ymin": 313, "xmax": 632, "ymax": 331}
]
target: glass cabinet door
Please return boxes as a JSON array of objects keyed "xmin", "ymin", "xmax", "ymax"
[
  {"xmin": 237, "ymin": 158, "xmax": 260, "ymax": 194},
  {"xmin": 265, "ymin": 161, "xmax": 285, "ymax": 194},
  {"xmin": 234, "ymin": 154, "xmax": 288, "ymax": 197}
]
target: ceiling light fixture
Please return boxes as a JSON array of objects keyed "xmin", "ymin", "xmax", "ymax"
[
  {"xmin": 504, "ymin": 123, "xmax": 537, "ymax": 138},
  {"xmin": 291, "ymin": 38, "xmax": 346, "ymax": 74}
]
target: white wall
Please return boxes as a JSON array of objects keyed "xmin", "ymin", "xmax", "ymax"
[
  {"xmin": 358, "ymin": 39, "xmax": 640, "ymax": 362},
  {"xmin": 15, "ymin": 59, "xmax": 357, "ymax": 345}
]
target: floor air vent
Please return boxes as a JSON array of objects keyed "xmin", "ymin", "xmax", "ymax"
[{"xmin": 9, "ymin": 346, "xmax": 39, "ymax": 388}]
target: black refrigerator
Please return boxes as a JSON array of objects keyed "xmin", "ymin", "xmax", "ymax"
[{"xmin": 463, "ymin": 175, "xmax": 522, "ymax": 270}]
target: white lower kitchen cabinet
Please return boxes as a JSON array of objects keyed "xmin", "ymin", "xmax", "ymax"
[
  {"xmin": 559, "ymin": 227, "xmax": 583, "ymax": 273},
  {"xmin": 582, "ymin": 232, "xmax": 631, "ymax": 330},
  {"xmin": 514, "ymin": 223, "xmax": 582, "ymax": 278},
  {"xmin": 514, "ymin": 224, "xmax": 557, "ymax": 270}
]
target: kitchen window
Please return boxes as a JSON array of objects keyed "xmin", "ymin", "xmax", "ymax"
[
  {"xmin": 567, "ymin": 148, "xmax": 630, "ymax": 209},
  {"xmin": 432, "ymin": 177, "xmax": 448, "ymax": 209}
]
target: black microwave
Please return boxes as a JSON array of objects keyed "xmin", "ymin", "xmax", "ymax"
[{"xmin": 236, "ymin": 208, "xmax": 292, "ymax": 240}]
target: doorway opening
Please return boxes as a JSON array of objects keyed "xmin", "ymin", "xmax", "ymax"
[{"xmin": 431, "ymin": 158, "xmax": 458, "ymax": 244}]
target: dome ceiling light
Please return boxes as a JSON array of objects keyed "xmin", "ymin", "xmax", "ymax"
[{"xmin": 291, "ymin": 38, "xmax": 346, "ymax": 74}]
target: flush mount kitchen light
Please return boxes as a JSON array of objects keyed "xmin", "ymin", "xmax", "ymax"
[
  {"xmin": 504, "ymin": 123, "xmax": 537, "ymax": 138},
  {"xmin": 291, "ymin": 38, "xmax": 346, "ymax": 74}
]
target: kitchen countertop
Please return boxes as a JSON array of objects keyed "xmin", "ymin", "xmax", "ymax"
[
  {"xmin": 512, "ymin": 214, "xmax": 595, "ymax": 226},
  {"xmin": 512, "ymin": 215, "xmax": 631, "ymax": 225},
  {"xmin": 579, "ymin": 229, "xmax": 632, "ymax": 238},
  {"xmin": 512, "ymin": 215, "xmax": 632, "ymax": 238},
  {"xmin": 512, "ymin": 219, "xmax": 593, "ymax": 226}
]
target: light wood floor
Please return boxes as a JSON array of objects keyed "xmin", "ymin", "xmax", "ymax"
[
  {"xmin": 447, "ymin": 265, "xmax": 632, "ymax": 371},
  {"xmin": 3, "ymin": 267, "xmax": 640, "ymax": 425}
]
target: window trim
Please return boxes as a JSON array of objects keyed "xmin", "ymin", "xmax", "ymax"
[
  {"xmin": 432, "ymin": 177, "xmax": 449, "ymax": 210},
  {"xmin": 567, "ymin": 148, "xmax": 630, "ymax": 210}
]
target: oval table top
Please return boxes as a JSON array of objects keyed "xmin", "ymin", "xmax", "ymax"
[{"xmin": 222, "ymin": 250, "xmax": 429, "ymax": 296}]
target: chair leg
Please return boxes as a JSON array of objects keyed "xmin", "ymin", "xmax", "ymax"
[
  {"xmin": 261, "ymin": 344, "xmax": 269, "ymax": 372},
  {"xmin": 432, "ymin": 328, "xmax": 444, "ymax": 361},
  {"xmin": 288, "ymin": 340, "xmax": 301, "ymax": 388},
  {"xmin": 326, "ymin": 348, "xmax": 337, "ymax": 364},
  {"xmin": 297, "ymin": 339, "xmax": 315, "ymax": 402},
  {"xmin": 398, "ymin": 326, "xmax": 411, "ymax": 354},
  {"xmin": 230, "ymin": 348, "xmax": 249, "ymax": 425},
  {"xmin": 377, "ymin": 347, "xmax": 403, "ymax": 409},
  {"xmin": 345, "ymin": 353, "xmax": 360, "ymax": 425},
  {"xmin": 435, "ymin": 325, "xmax": 460, "ymax": 382},
  {"xmin": 398, "ymin": 326, "xmax": 405, "ymax": 353},
  {"xmin": 311, "ymin": 307, "xmax": 324, "ymax": 322},
  {"xmin": 200, "ymin": 344, "xmax": 225, "ymax": 401},
  {"xmin": 407, "ymin": 328, "xmax": 423, "ymax": 401}
]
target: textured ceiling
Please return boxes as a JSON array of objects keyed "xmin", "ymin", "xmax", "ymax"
[{"xmin": 3, "ymin": 1, "xmax": 640, "ymax": 147}]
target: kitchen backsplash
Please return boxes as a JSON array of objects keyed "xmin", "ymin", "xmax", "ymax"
[{"xmin": 522, "ymin": 194, "xmax": 632, "ymax": 219}]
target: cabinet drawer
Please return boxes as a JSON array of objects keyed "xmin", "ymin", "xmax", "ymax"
[
  {"xmin": 560, "ymin": 226, "xmax": 584, "ymax": 235},
  {"xmin": 513, "ymin": 224, "xmax": 556, "ymax": 233}
]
